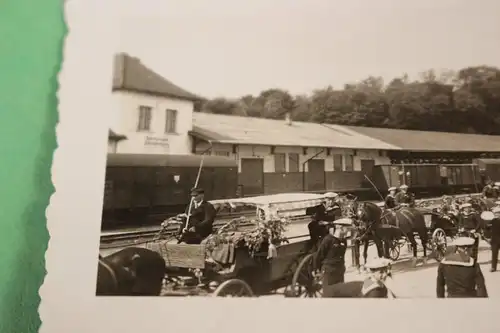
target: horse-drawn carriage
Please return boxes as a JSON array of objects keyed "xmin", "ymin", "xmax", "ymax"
[
  {"xmin": 382, "ymin": 194, "xmax": 490, "ymax": 262},
  {"xmin": 145, "ymin": 193, "xmax": 326, "ymax": 297}
]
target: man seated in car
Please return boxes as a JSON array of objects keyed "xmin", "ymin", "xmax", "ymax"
[{"xmin": 176, "ymin": 187, "xmax": 217, "ymax": 244}]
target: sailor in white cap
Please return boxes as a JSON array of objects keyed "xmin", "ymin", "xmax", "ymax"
[
  {"xmin": 436, "ymin": 237, "xmax": 488, "ymax": 298},
  {"xmin": 312, "ymin": 217, "xmax": 353, "ymax": 288},
  {"xmin": 361, "ymin": 257, "xmax": 397, "ymax": 298},
  {"xmin": 384, "ymin": 187, "xmax": 397, "ymax": 209},
  {"xmin": 308, "ymin": 192, "xmax": 341, "ymax": 245},
  {"xmin": 458, "ymin": 202, "xmax": 481, "ymax": 262},
  {"xmin": 490, "ymin": 206, "xmax": 500, "ymax": 272},
  {"xmin": 394, "ymin": 184, "xmax": 412, "ymax": 207}
]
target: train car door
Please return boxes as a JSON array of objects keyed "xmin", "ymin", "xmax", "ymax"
[
  {"xmin": 360, "ymin": 159, "xmax": 375, "ymax": 178},
  {"xmin": 240, "ymin": 158, "xmax": 264, "ymax": 196},
  {"xmin": 307, "ymin": 159, "xmax": 326, "ymax": 192}
]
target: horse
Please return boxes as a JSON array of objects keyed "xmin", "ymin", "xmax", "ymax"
[
  {"xmin": 97, "ymin": 247, "xmax": 167, "ymax": 296},
  {"xmin": 354, "ymin": 201, "xmax": 429, "ymax": 267},
  {"xmin": 347, "ymin": 201, "xmax": 386, "ymax": 269}
]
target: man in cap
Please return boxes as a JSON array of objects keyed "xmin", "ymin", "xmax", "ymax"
[
  {"xmin": 384, "ymin": 187, "xmax": 397, "ymax": 209},
  {"xmin": 394, "ymin": 184, "xmax": 413, "ymax": 207},
  {"xmin": 313, "ymin": 217, "xmax": 352, "ymax": 288},
  {"xmin": 482, "ymin": 180, "xmax": 496, "ymax": 199},
  {"xmin": 436, "ymin": 237, "xmax": 488, "ymax": 298},
  {"xmin": 361, "ymin": 257, "xmax": 397, "ymax": 298},
  {"xmin": 490, "ymin": 206, "xmax": 500, "ymax": 272},
  {"xmin": 308, "ymin": 192, "xmax": 342, "ymax": 244},
  {"xmin": 322, "ymin": 257, "xmax": 397, "ymax": 298},
  {"xmin": 458, "ymin": 202, "xmax": 481, "ymax": 262},
  {"xmin": 177, "ymin": 187, "xmax": 217, "ymax": 244}
]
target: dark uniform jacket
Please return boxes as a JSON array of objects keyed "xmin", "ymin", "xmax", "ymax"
[
  {"xmin": 436, "ymin": 252, "xmax": 488, "ymax": 298},
  {"xmin": 183, "ymin": 200, "xmax": 217, "ymax": 238},
  {"xmin": 313, "ymin": 234, "xmax": 346, "ymax": 272},
  {"xmin": 482, "ymin": 185, "xmax": 496, "ymax": 199},
  {"xmin": 394, "ymin": 192, "xmax": 412, "ymax": 205},
  {"xmin": 384, "ymin": 194, "xmax": 396, "ymax": 209},
  {"xmin": 458, "ymin": 213, "xmax": 481, "ymax": 231},
  {"xmin": 322, "ymin": 279, "xmax": 388, "ymax": 298},
  {"xmin": 361, "ymin": 278, "xmax": 389, "ymax": 298},
  {"xmin": 313, "ymin": 203, "xmax": 341, "ymax": 222},
  {"xmin": 491, "ymin": 218, "xmax": 500, "ymax": 243}
]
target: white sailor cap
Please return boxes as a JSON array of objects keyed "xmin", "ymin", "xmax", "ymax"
[
  {"xmin": 459, "ymin": 203, "xmax": 472, "ymax": 209},
  {"xmin": 495, "ymin": 201, "xmax": 500, "ymax": 206},
  {"xmin": 492, "ymin": 207, "xmax": 500, "ymax": 214},
  {"xmin": 323, "ymin": 192, "xmax": 339, "ymax": 199},
  {"xmin": 365, "ymin": 257, "xmax": 392, "ymax": 270},
  {"xmin": 388, "ymin": 187, "xmax": 397, "ymax": 191},
  {"xmin": 451, "ymin": 237, "xmax": 475, "ymax": 247},
  {"xmin": 399, "ymin": 184, "xmax": 408, "ymax": 189},
  {"xmin": 494, "ymin": 182, "xmax": 500, "ymax": 186},
  {"xmin": 333, "ymin": 217, "xmax": 353, "ymax": 226}
]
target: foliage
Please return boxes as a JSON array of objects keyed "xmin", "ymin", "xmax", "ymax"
[
  {"xmin": 197, "ymin": 66, "xmax": 500, "ymax": 134},
  {"xmin": 205, "ymin": 217, "xmax": 291, "ymax": 257}
]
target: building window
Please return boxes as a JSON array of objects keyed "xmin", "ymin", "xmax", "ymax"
[
  {"xmin": 165, "ymin": 109, "xmax": 177, "ymax": 133},
  {"xmin": 137, "ymin": 106, "xmax": 152, "ymax": 131},
  {"xmin": 345, "ymin": 155, "xmax": 354, "ymax": 171},
  {"xmin": 288, "ymin": 153, "xmax": 299, "ymax": 172},
  {"xmin": 274, "ymin": 153, "xmax": 286, "ymax": 173},
  {"xmin": 333, "ymin": 154, "xmax": 343, "ymax": 171},
  {"xmin": 215, "ymin": 151, "xmax": 230, "ymax": 157}
]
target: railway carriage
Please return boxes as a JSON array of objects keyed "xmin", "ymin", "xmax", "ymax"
[
  {"xmin": 102, "ymin": 153, "xmax": 238, "ymax": 230},
  {"xmin": 144, "ymin": 193, "xmax": 327, "ymax": 297}
]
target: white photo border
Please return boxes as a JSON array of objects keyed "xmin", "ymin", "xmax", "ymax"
[{"xmin": 39, "ymin": 0, "xmax": 497, "ymax": 332}]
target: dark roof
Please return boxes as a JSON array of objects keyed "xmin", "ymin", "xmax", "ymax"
[
  {"xmin": 106, "ymin": 153, "xmax": 238, "ymax": 168},
  {"xmin": 112, "ymin": 53, "xmax": 202, "ymax": 102},
  {"xmin": 342, "ymin": 125, "xmax": 500, "ymax": 152},
  {"xmin": 108, "ymin": 130, "xmax": 127, "ymax": 141},
  {"xmin": 191, "ymin": 113, "xmax": 399, "ymax": 150}
]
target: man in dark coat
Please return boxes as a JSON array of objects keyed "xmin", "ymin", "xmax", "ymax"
[
  {"xmin": 313, "ymin": 217, "xmax": 352, "ymax": 288},
  {"xmin": 308, "ymin": 192, "xmax": 342, "ymax": 244},
  {"xmin": 178, "ymin": 187, "xmax": 217, "ymax": 244},
  {"xmin": 322, "ymin": 257, "xmax": 397, "ymax": 298},
  {"xmin": 394, "ymin": 184, "xmax": 412, "ymax": 207},
  {"xmin": 490, "ymin": 206, "xmax": 500, "ymax": 272},
  {"xmin": 457, "ymin": 203, "xmax": 481, "ymax": 262},
  {"xmin": 384, "ymin": 187, "xmax": 397, "ymax": 209},
  {"xmin": 482, "ymin": 180, "xmax": 496, "ymax": 199},
  {"xmin": 436, "ymin": 237, "xmax": 488, "ymax": 298}
]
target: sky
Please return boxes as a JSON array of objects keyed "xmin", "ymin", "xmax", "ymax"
[{"xmin": 116, "ymin": 0, "xmax": 500, "ymax": 99}]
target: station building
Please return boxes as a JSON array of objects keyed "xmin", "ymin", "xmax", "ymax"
[{"xmin": 108, "ymin": 53, "xmax": 500, "ymax": 196}]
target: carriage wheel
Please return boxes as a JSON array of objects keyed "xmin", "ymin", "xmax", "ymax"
[
  {"xmin": 212, "ymin": 279, "xmax": 254, "ymax": 297},
  {"xmin": 389, "ymin": 240, "xmax": 401, "ymax": 261},
  {"xmin": 431, "ymin": 228, "xmax": 447, "ymax": 262},
  {"xmin": 290, "ymin": 253, "xmax": 322, "ymax": 298}
]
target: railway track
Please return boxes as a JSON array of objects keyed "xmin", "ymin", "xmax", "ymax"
[{"xmin": 100, "ymin": 193, "xmax": 481, "ymax": 249}]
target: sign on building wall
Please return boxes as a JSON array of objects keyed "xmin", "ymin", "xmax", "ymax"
[{"xmin": 144, "ymin": 136, "xmax": 169, "ymax": 148}]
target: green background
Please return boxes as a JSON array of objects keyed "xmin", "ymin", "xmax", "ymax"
[{"xmin": 0, "ymin": 1, "xmax": 63, "ymax": 332}]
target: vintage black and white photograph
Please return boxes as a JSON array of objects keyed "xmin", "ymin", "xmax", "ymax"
[{"xmin": 93, "ymin": 0, "xmax": 500, "ymax": 300}]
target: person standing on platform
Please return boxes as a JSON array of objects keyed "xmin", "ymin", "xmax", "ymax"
[
  {"xmin": 490, "ymin": 206, "xmax": 500, "ymax": 272},
  {"xmin": 313, "ymin": 218, "xmax": 352, "ymax": 288},
  {"xmin": 436, "ymin": 237, "xmax": 488, "ymax": 298}
]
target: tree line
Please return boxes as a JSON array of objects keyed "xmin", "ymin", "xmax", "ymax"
[{"xmin": 195, "ymin": 66, "xmax": 500, "ymax": 135}]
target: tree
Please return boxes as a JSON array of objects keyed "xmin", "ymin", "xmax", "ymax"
[{"xmin": 197, "ymin": 65, "xmax": 500, "ymax": 135}]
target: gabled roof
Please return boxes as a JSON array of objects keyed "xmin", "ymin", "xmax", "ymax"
[
  {"xmin": 191, "ymin": 112, "xmax": 400, "ymax": 150},
  {"xmin": 343, "ymin": 125, "xmax": 500, "ymax": 152},
  {"xmin": 112, "ymin": 53, "xmax": 202, "ymax": 102}
]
